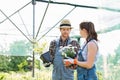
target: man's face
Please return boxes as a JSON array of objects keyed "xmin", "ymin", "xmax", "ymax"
[{"xmin": 60, "ymin": 28, "xmax": 71, "ymax": 38}]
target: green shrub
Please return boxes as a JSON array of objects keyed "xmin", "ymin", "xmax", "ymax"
[{"xmin": 97, "ymin": 71, "xmax": 103, "ymax": 80}]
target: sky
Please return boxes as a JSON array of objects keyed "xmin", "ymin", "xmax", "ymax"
[{"xmin": 0, "ymin": 0, "xmax": 120, "ymax": 56}]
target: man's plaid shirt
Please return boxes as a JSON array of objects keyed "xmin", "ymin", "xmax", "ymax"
[{"xmin": 49, "ymin": 37, "xmax": 80, "ymax": 59}]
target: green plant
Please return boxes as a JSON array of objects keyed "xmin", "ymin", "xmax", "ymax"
[
  {"xmin": 97, "ymin": 71, "xmax": 103, "ymax": 80},
  {"xmin": 0, "ymin": 75, "xmax": 5, "ymax": 80}
]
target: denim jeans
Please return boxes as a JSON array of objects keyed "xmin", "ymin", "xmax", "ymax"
[{"xmin": 77, "ymin": 65, "xmax": 98, "ymax": 80}]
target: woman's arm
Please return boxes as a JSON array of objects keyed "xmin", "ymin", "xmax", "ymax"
[{"xmin": 77, "ymin": 41, "xmax": 98, "ymax": 69}]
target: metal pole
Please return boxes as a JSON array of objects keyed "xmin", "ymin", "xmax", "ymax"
[{"xmin": 32, "ymin": 0, "xmax": 36, "ymax": 77}]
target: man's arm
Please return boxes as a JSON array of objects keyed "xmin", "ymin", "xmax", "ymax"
[
  {"xmin": 49, "ymin": 40, "xmax": 56, "ymax": 59},
  {"xmin": 70, "ymin": 40, "xmax": 80, "ymax": 53}
]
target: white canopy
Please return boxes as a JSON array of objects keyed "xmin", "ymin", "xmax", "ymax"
[{"xmin": 0, "ymin": 0, "xmax": 120, "ymax": 56}]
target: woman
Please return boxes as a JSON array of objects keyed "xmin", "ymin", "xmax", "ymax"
[{"xmin": 65, "ymin": 21, "xmax": 99, "ymax": 80}]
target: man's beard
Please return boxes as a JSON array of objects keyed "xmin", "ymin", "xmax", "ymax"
[{"xmin": 62, "ymin": 34, "xmax": 69, "ymax": 38}]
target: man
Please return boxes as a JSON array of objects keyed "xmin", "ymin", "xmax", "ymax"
[{"xmin": 49, "ymin": 19, "xmax": 80, "ymax": 80}]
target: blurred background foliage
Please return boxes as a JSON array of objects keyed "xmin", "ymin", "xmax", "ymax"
[
  {"xmin": 0, "ymin": 36, "xmax": 120, "ymax": 80},
  {"xmin": 0, "ymin": 0, "xmax": 120, "ymax": 79}
]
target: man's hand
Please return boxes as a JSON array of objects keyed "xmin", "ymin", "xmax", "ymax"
[
  {"xmin": 64, "ymin": 59, "xmax": 73, "ymax": 67},
  {"xmin": 63, "ymin": 58, "xmax": 78, "ymax": 69},
  {"xmin": 64, "ymin": 58, "xmax": 78, "ymax": 66}
]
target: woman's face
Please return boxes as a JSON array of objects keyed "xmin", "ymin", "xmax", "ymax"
[{"xmin": 80, "ymin": 28, "xmax": 87, "ymax": 38}]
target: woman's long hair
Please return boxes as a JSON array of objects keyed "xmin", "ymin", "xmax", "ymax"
[{"xmin": 80, "ymin": 21, "xmax": 98, "ymax": 42}]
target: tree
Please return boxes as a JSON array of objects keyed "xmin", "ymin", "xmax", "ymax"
[
  {"xmin": 7, "ymin": 40, "xmax": 32, "ymax": 71},
  {"xmin": 0, "ymin": 55, "xmax": 10, "ymax": 72},
  {"xmin": 0, "ymin": 40, "xmax": 48, "ymax": 72},
  {"xmin": 9, "ymin": 40, "xmax": 32, "ymax": 56},
  {"xmin": 107, "ymin": 44, "xmax": 120, "ymax": 80}
]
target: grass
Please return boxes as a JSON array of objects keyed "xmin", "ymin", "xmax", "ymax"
[
  {"xmin": 0, "ymin": 69, "xmax": 52, "ymax": 80},
  {"xmin": 0, "ymin": 68, "xmax": 103, "ymax": 80},
  {"xmin": 0, "ymin": 69, "xmax": 79, "ymax": 80}
]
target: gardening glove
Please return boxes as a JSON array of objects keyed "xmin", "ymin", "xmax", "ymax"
[
  {"xmin": 64, "ymin": 58, "xmax": 78, "ymax": 69},
  {"xmin": 64, "ymin": 58, "xmax": 78, "ymax": 66},
  {"xmin": 64, "ymin": 59, "xmax": 72, "ymax": 67}
]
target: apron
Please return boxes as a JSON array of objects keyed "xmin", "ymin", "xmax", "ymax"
[
  {"xmin": 77, "ymin": 65, "xmax": 98, "ymax": 80},
  {"xmin": 52, "ymin": 39, "xmax": 74, "ymax": 80}
]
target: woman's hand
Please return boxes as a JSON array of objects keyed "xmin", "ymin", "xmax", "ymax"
[
  {"xmin": 63, "ymin": 58, "xmax": 78, "ymax": 69},
  {"xmin": 64, "ymin": 59, "xmax": 73, "ymax": 67}
]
